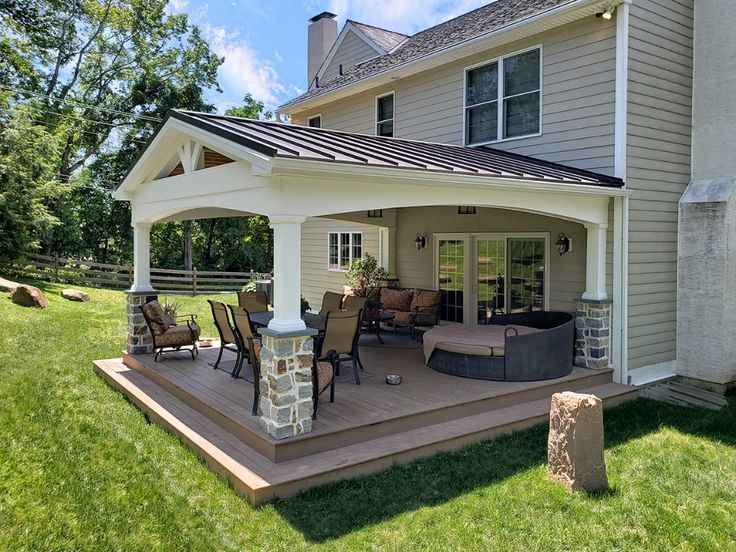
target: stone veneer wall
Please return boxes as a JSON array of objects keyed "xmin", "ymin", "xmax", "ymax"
[
  {"xmin": 127, "ymin": 292, "xmax": 157, "ymax": 355},
  {"xmin": 258, "ymin": 331, "xmax": 315, "ymax": 439},
  {"xmin": 574, "ymin": 299, "xmax": 611, "ymax": 369}
]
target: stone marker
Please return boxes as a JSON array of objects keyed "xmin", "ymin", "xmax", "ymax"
[
  {"xmin": 11, "ymin": 284, "xmax": 49, "ymax": 308},
  {"xmin": 547, "ymin": 391, "xmax": 608, "ymax": 492},
  {"xmin": 0, "ymin": 277, "xmax": 19, "ymax": 293},
  {"xmin": 61, "ymin": 289, "xmax": 90, "ymax": 302}
]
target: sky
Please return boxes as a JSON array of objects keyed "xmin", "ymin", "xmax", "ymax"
[{"xmin": 166, "ymin": 0, "xmax": 493, "ymax": 113}]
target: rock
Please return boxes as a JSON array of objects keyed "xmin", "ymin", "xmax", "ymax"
[
  {"xmin": 11, "ymin": 284, "xmax": 49, "ymax": 308},
  {"xmin": 0, "ymin": 277, "xmax": 19, "ymax": 293},
  {"xmin": 61, "ymin": 289, "xmax": 90, "ymax": 302},
  {"xmin": 547, "ymin": 391, "xmax": 608, "ymax": 492}
]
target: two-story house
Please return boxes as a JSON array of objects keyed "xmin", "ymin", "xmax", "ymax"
[{"xmin": 115, "ymin": 0, "xmax": 736, "ymax": 398}]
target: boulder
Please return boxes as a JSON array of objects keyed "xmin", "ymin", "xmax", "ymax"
[
  {"xmin": 547, "ymin": 391, "xmax": 608, "ymax": 492},
  {"xmin": 0, "ymin": 277, "xmax": 19, "ymax": 293},
  {"xmin": 61, "ymin": 289, "xmax": 90, "ymax": 302},
  {"xmin": 11, "ymin": 284, "xmax": 49, "ymax": 308}
]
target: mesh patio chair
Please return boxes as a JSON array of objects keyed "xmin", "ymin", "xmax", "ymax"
[
  {"xmin": 342, "ymin": 295, "xmax": 367, "ymax": 311},
  {"xmin": 139, "ymin": 299, "xmax": 200, "ymax": 361},
  {"xmin": 246, "ymin": 335, "xmax": 263, "ymax": 415},
  {"xmin": 237, "ymin": 290, "xmax": 269, "ymax": 313},
  {"xmin": 311, "ymin": 346, "xmax": 338, "ymax": 420},
  {"xmin": 228, "ymin": 305, "xmax": 254, "ymax": 378},
  {"xmin": 320, "ymin": 309, "xmax": 363, "ymax": 385},
  {"xmin": 208, "ymin": 300, "xmax": 241, "ymax": 373},
  {"xmin": 319, "ymin": 291, "xmax": 344, "ymax": 315}
]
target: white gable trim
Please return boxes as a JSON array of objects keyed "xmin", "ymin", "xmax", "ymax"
[{"xmin": 313, "ymin": 22, "xmax": 386, "ymax": 87}]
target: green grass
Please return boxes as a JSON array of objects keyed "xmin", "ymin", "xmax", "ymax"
[{"xmin": 1, "ymin": 278, "xmax": 735, "ymax": 551}]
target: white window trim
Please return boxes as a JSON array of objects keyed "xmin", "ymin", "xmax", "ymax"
[
  {"xmin": 307, "ymin": 113, "xmax": 322, "ymax": 128},
  {"xmin": 433, "ymin": 231, "xmax": 550, "ymax": 324},
  {"xmin": 327, "ymin": 231, "xmax": 363, "ymax": 272},
  {"xmin": 463, "ymin": 44, "xmax": 543, "ymax": 147},
  {"xmin": 375, "ymin": 90, "xmax": 395, "ymax": 137}
]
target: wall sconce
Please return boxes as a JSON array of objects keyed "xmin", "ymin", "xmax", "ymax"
[
  {"xmin": 367, "ymin": 209, "xmax": 383, "ymax": 218},
  {"xmin": 555, "ymin": 233, "xmax": 571, "ymax": 256},
  {"xmin": 414, "ymin": 233, "xmax": 427, "ymax": 250},
  {"xmin": 457, "ymin": 206, "xmax": 476, "ymax": 215}
]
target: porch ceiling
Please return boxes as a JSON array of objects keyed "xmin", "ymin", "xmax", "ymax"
[{"xmin": 166, "ymin": 110, "xmax": 624, "ymax": 187}]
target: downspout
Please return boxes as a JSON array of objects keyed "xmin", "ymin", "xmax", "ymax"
[{"xmin": 612, "ymin": 0, "xmax": 631, "ymax": 384}]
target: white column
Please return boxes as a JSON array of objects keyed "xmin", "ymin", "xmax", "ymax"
[
  {"xmin": 131, "ymin": 222, "xmax": 154, "ymax": 292},
  {"xmin": 268, "ymin": 215, "xmax": 307, "ymax": 333},
  {"xmin": 582, "ymin": 223, "xmax": 608, "ymax": 301}
]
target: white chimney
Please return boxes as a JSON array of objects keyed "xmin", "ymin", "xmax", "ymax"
[{"xmin": 308, "ymin": 12, "xmax": 337, "ymax": 88}]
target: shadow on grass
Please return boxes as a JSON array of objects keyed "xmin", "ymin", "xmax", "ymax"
[{"xmin": 273, "ymin": 396, "xmax": 736, "ymax": 543}]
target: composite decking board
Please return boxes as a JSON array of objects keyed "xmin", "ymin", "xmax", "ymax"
[{"xmin": 94, "ymin": 357, "xmax": 637, "ymax": 504}]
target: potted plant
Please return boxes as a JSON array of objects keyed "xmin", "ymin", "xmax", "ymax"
[
  {"xmin": 346, "ymin": 254, "xmax": 387, "ymax": 318},
  {"xmin": 161, "ymin": 299, "xmax": 181, "ymax": 326},
  {"xmin": 301, "ymin": 296, "xmax": 311, "ymax": 315}
]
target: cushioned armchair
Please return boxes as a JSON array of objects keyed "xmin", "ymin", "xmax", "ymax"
[
  {"xmin": 380, "ymin": 288, "xmax": 441, "ymax": 339},
  {"xmin": 139, "ymin": 300, "xmax": 200, "ymax": 361}
]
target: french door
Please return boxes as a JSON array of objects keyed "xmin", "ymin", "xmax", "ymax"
[{"xmin": 435, "ymin": 233, "xmax": 549, "ymax": 324}]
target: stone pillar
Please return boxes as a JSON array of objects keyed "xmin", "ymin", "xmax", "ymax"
[
  {"xmin": 127, "ymin": 292, "xmax": 157, "ymax": 354},
  {"xmin": 257, "ymin": 328, "xmax": 317, "ymax": 439},
  {"xmin": 548, "ymin": 391, "xmax": 608, "ymax": 492},
  {"xmin": 575, "ymin": 299, "xmax": 611, "ymax": 369}
]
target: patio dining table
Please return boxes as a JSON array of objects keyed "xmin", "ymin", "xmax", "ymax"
[{"xmin": 248, "ymin": 311, "xmax": 326, "ymax": 333}]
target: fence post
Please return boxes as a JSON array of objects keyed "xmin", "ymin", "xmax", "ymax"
[
  {"xmin": 192, "ymin": 267, "xmax": 197, "ymax": 296},
  {"xmin": 54, "ymin": 255, "xmax": 59, "ymax": 282}
]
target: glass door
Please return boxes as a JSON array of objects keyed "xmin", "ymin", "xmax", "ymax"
[
  {"xmin": 476, "ymin": 238, "xmax": 505, "ymax": 324},
  {"xmin": 508, "ymin": 238, "xmax": 545, "ymax": 312},
  {"xmin": 437, "ymin": 238, "xmax": 465, "ymax": 323}
]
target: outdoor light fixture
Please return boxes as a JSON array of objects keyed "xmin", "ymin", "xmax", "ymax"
[
  {"xmin": 596, "ymin": 5, "xmax": 615, "ymax": 19},
  {"xmin": 367, "ymin": 209, "xmax": 383, "ymax": 218},
  {"xmin": 414, "ymin": 233, "xmax": 427, "ymax": 250},
  {"xmin": 555, "ymin": 233, "xmax": 571, "ymax": 256},
  {"xmin": 457, "ymin": 206, "xmax": 477, "ymax": 215}
]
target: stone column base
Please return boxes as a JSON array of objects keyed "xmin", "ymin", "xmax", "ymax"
[
  {"xmin": 126, "ymin": 292, "xmax": 157, "ymax": 355},
  {"xmin": 257, "ymin": 328, "xmax": 317, "ymax": 439},
  {"xmin": 575, "ymin": 299, "xmax": 611, "ymax": 369}
]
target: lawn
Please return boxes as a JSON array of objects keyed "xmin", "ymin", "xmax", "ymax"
[{"xmin": 1, "ymin": 278, "xmax": 735, "ymax": 551}]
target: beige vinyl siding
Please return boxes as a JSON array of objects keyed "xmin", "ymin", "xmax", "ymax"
[
  {"xmin": 294, "ymin": 17, "xmax": 617, "ymax": 175},
  {"xmin": 321, "ymin": 30, "xmax": 379, "ymax": 84},
  {"xmin": 626, "ymin": 0, "xmax": 693, "ymax": 370},
  {"xmin": 300, "ymin": 217, "xmax": 380, "ymax": 311},
  {"xmin": 393, "ymin": 206, "xmax": 588, "ymax": 314}
]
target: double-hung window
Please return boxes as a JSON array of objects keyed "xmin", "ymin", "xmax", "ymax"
[
  {"xmin": 328, "ymin": 232, "xmax": 363, "ymax": 271},
  {"xmin": 465, "ymin": 47, "xmax": 541, "ymax": 145},
  {"xmin": 376, "ymin": 92, "xmax": 394, "ymax": 137}
]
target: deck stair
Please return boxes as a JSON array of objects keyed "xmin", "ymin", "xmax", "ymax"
[{"xmin": 640, "ymin": 380, "xmax": 728, "ymax": 410}]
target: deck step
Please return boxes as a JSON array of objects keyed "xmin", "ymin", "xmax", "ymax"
[
  {"xmin": 94, "ymin": 358, "xmax": 637, "ymax": 505},
  {"xmin": 640, "ymin": 380, "xmax": 728, "ymax": 410}
]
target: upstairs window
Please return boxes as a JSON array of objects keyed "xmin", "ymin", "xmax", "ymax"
[
  {"xmin": 328, "ymin": 232, "xmax": 362, "ymax": 271},
  {"xmin": 307, "ymin": 114, "xmax": 322, "ymax": 128},
  {"xmin": 376, "ymin": 92, "xmax": 394, "ymax": 137},
  {"xmin": 465, "ymin": 47, "xmax": 541, "ymax": 145}
]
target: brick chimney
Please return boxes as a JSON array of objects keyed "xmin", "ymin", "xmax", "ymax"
[{"xmin": 308, "ymin": 12, "xmax": 337, "ymax": 88}]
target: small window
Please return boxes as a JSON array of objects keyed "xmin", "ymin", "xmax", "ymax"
[
  {"xmin": 465, "ymin": 47, "xmax": 541, "ymax": 145},
  {"xmin": 376, "ymin": 92, "xmax": 394, "ymax": 137},
  {"xmin": 328, "ymin": 232, "xmax": 363, "ymax": 271},
  {"xmin": 307, "ymin": 114, "xmax": 322, "ymax": 128}
]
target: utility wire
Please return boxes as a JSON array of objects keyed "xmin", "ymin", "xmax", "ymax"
[{"xmin": 0, "ymin": 85, "xmax": 163, "ymax": 122}]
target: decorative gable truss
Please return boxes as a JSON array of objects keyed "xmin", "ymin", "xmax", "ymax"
[{"xmin": 165, "ymin": 141, "xmax": 235, "ymax": 178}]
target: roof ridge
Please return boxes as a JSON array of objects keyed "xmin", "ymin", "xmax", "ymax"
[{"xmin": 347, "ymin": 19, "xmax": 409, "ymax": 38}]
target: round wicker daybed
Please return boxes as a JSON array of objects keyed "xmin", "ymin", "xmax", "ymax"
[{"xmin": 423, "ymin": 311, "xmax": 574, "ymax": 382}]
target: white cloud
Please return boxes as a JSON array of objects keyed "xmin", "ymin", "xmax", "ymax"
[
  {"xmin": 166, "ymin": 0, "xmax": 189, "ymax": 13},
  {"xmin": 203, "ymin": 24, "xmax": 287, "ymax": 111},
  {"xmin": 326, "ymin": 0, "xmax": 492, "ymax": 35}
]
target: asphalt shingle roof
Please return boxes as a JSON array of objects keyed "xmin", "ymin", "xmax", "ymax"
[
  {"xmin": 168, "ymin": 110, "xmax": 622, "ymax": 187},
  {"xmin": 280, "ymin": 0, "xmax": 574, "ymax": 110},
  {"xmin": 349, "ymin": 20, "xmax": 408, "ymax": 52}
]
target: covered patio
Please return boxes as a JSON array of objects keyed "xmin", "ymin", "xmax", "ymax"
[{"xmin": 101, "ymin": 110, "xmax": 636, "ymax": 502}]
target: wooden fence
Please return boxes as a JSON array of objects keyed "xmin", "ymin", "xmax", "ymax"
[{"xmin": 2, "ymin": 253, "xmax": 270, "ymax": 294}]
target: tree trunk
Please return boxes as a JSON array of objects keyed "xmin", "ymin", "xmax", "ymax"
[
  {"xmin": 183, "ymin": 220, "xmax": 193, "ymax": 271},
  {"xmin": 204, "ymin": 219, "xmax": 216, "ymax": 267}
]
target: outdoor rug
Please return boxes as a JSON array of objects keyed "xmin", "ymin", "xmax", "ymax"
[{"xmin": 209, "ymin": 359, "xmax": 372, "ymax": 384}]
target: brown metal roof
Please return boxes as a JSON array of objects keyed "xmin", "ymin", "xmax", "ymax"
[{"xmin": 167, "ymin": 110, "xmax": 623, "ymax": 187}]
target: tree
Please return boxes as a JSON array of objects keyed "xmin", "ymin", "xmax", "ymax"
[{"xmin": 224, "ymin": 93, "xmax": 272, "ymax": 120}]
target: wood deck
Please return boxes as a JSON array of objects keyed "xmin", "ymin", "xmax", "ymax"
[{"xmin": 94, "ymin": 338, "xmax": 638, "ymax": 504}]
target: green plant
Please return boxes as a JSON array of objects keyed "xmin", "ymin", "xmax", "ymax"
[
  {"xmin": 161, "ymin": 299, "xmax": 181, "ymax": 317},
  {"xmin": 301, "ymin": 296, "xmax": 311, "ymax": 314},
  {"xmin": 241, "ymin": 280, "xmax": 257, "ymax": 292},
  {"xmin": 345, "ymin": 254, "xmax": 388, "ymax": 297}
]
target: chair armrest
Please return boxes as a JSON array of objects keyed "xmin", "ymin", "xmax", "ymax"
[{"xmin": 319, "ymin": 348, "xmax": 338, "ymax": 365}]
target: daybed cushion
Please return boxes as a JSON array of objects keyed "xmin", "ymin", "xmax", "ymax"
[
  {"xmin": 380, "ymin": 288, "xmax": 413, "ymax": 312},
  {"xmin": 423, "ymin": 324, "xmax": 540, "ymax": 363}
]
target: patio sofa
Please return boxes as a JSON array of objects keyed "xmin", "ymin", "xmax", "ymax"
[
  {"xmin": 424, "ymin": 311, "xmax": 574, "ymax": 382},
  {"xmin": 375, "ymin": 287, "xmax": 441, "ymax": 338}
]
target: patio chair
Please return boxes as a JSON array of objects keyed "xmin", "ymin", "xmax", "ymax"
[
  {"xmin": 228, "ymin": 305, "xmax": 254, "ymax": 378},
  {"xmin": 246, "ymin": 335, "xmax": 263, "ymax": 415},
  {"xmin": 319, "ymin": 291, "xmax": 344, "ymax": 315},
  {"xmin": 393, "ymin": 289, "xmax": 442, "ymax": 339},
  {"xmin": 237, "ymin": 290, "xmax": 269, "ymax": 313},
  {"xmin": 208, "ymin": 300, "xmax": 241, "ymax": 373},
  {"xmin": 321, "ymin": 309, "xmax": 363, "ymax": 384},
  {"xmin": 342, "ymin": 295, "xmax": 367, "ymax": 311},
  {"xmin": 311, "ymin": 346, "xmax": 339, "ymax": 420},
  {"xmin": 139, "ymin": 300, "xmax": 200, "ymax": 361}
]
